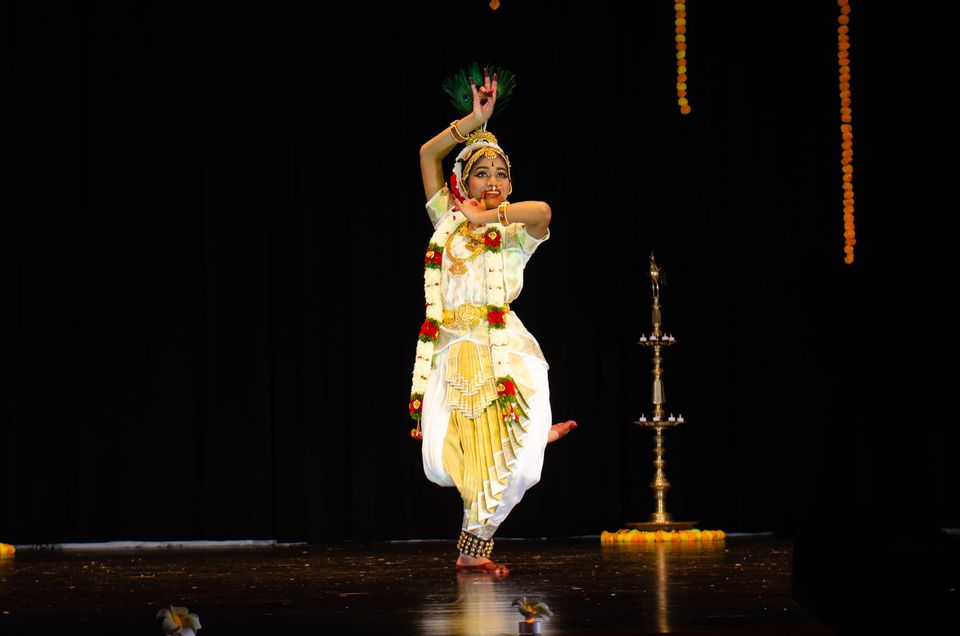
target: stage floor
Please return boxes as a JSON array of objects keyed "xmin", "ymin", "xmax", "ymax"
[{"xmin": 0, "ymin": 535, "xmax": 833, "ymax": 635}]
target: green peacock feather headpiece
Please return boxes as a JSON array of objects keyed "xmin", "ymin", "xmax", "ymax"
[
  {"xmin": 442, "ymin": 63, "xmax": 517, "ymax": 202},
  {"xmin": 441, "ymin": 62, "xmax": 518, "ymax": 117}
]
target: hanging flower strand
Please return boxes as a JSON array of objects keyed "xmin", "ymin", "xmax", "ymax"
[
  {"xmin": 675, "ymin": 2, "xmax": 690, "ymax": 114},
  {"xmin": 838, "ymin": 0, "xmax": 855, "ymax": 263}
]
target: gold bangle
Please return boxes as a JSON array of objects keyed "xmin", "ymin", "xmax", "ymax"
[
  {"xmin": 497, "ymin": 201, "xmax": 510, "ymax": 225},
  {"xmin": 449, "ymin": 120, "xmax": 468, "ymax": 143}
]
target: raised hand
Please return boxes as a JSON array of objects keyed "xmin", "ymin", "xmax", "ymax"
[{"xmin": 471, "ymin": 67, "xmax": 498, "ymax": 124}]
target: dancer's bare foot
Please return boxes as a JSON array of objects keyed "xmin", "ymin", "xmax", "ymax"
[
  {"xmin": 547, "ymin": 419, "xmax": 577, "ymax": 443},
  {"xmin": 456, "ymin": 554, "xmax": 510, "ymax": 575}
]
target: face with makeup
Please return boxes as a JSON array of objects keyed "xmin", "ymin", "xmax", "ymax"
[{"xmin": 465, "ymin": 155, "xmax": 512, "ymax": 210}]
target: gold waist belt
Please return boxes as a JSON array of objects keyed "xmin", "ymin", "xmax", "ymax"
[{"xmin": 442, "ymin": 303, "xmax": 511, "ymax": 331}]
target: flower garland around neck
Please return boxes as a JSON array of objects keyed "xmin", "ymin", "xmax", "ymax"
[{"xmin": 408, "ymin": 203, "xmax": 528, "ymax": 439}]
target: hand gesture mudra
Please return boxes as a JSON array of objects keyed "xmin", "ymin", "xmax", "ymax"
[
  {"xmin": 452, "ymin": 196, "xmax": 486, "ymax": 225},
  {"xmin": 471, "ymin": 67, "xmax": 498, "ymax": 124}
]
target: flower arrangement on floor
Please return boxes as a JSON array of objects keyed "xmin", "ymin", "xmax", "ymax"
[
  {"xmin": 157, "ymin": 606, "xmax": 201, "ymax": 636},
  {"xmin": 600, "ymin": 528, "xmax": 725, "ymax": 543},
  {"xmin": 513, "ymin": 596, "xmax": 553, "ymax": 622}
]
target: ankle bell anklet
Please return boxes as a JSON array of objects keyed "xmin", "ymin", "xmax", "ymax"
[{"xmin": 457, "ymin": 531, "xmax": 494, "ymax": 559}]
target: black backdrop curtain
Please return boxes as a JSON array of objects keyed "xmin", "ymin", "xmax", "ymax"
[{"xmin": 4, "ymin": 1, "xmax": 956, "ymax": 544}]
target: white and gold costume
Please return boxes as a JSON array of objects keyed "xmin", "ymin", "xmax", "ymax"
[{"xmin": 420, "ymin": 187, "xmax": 552, "ymax": 541}]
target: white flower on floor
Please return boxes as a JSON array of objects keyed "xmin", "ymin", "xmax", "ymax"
[{"xmin": 156, "ymin": 606, "xmax": 201, "ymax": 636}]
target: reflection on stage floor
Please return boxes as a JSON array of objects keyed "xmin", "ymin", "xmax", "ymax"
[{"xmin": 0, "ymin": 535, "xmax": 833, "ymax": 634}]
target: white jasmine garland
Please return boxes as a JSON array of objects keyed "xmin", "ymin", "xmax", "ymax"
[{"xmin": 409, "ymin": 209, "xmax": 524, "ymax": 435}]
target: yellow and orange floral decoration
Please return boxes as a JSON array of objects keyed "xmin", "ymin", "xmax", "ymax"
[
  {"xmin": 675, "ymin": 3, "xmax": 690, "ymax": 114},
  {"xmin": 837, "ymin": 0, "xmax": 856, "ymax": 264},
  {"xmin": 601, "ymin": 528, "xmax": 725, "ymax": 544}
]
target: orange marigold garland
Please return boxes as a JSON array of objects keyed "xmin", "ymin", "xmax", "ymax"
[
  {"xmin": 838, "ymin": 0, "xmax": 855, "ymax": 263},
  {"xmin": 601, "ymin": 529, "xmax": 726, "ymax": 544},
  {"xmin": 675, "ymin": 2, "xmax": 690, "ymax": 114}
]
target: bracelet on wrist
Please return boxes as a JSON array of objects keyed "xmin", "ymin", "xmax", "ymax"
[
  {"xmin": 497, "ymin": 201, "xmax": 510, "ymax": 225},
  {"xmin": 449, "ymin": 120, "xmax": 468, "ymax": 143}
]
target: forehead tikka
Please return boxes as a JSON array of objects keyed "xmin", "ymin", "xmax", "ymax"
[{"xmin": 463, "ymin": 146, "xmax": 512, "ymax": 181}]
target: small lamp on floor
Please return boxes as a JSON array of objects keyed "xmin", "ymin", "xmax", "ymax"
[{"xmin": 513, "ymin": 597, "xmax": 552, "ymax": 634}]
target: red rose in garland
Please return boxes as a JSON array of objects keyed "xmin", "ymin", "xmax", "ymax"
[
  {"xmin": 487, "ymin": 308, "xmax": 506, "ymax": 329},
  {"xmin": 484, "ymin": 228, "xmax": 502, "ymax": 251},
  {"xmin": 424, "ymin": 245, "xmax": 443, "ymax": 268},
  {"xmin": 494, "ymin": 375, "xmax": 528, "ymax": 422},
  {"xmin": 419, "ymin": 319, "xmax": 440, "ymax": 342},
  {"xmin": 409, "ymin": 394, "xmax": 423, "ymax": 419}
]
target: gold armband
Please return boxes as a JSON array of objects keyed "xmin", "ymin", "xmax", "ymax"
[{"xmin": 449, "ymin": 120, "xmax": 468, "ymax": 143}]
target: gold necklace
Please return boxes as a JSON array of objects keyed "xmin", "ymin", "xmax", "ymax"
[{"xmin": 445, "ymin": 223, "xmax": 486, "ymax": 276}]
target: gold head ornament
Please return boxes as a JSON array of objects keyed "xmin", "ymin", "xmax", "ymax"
[
  {"xmin": 451, "ymin": 128, "xmax": 512, "ymax": 201},
  {"xmin": 465, "ymin": 129, "xmax": 499, "ymax": 147},
  {"xmin": 461, "ymin": 130, "xmax": 512, "ymax": 182}
]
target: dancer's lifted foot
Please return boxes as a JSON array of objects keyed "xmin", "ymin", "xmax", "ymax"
[
  {"xmin": 456, "ymin": 554, "xmax": 510, "ymax": 575},
  {"xmin": 547, "ymin": 419, "xmax": 577, "ymax": 443}
]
